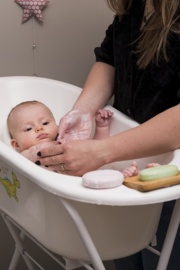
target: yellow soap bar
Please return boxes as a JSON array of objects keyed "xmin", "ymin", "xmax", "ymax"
[{"xmin": 140, "ymin": 165, "xmax": 178, "ymax": 181}]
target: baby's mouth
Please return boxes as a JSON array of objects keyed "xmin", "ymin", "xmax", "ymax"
[{"xmin": 37, "ymin": 133, "xmax": 48, "ymax": 139}]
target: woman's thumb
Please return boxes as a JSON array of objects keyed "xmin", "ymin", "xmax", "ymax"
[{"xmin": 57, "ymin": 119, "xmax": 69, "ymax": 141}]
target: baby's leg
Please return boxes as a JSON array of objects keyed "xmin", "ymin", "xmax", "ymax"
[
  {"xmin": 93, "ymin": 109, "xmax": 114, "ymax": 140},
  {"xmin": 146, "ymin": 163, "xmax": 161, "ymax": 168},
  {"xmin": 122, "ymin": 161, "xmax": 139, "ymax": 178}
]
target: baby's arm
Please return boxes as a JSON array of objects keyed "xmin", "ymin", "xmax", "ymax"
[{"xmin": 93, "ymin": 109, "xmax": 114, "ymax": 140}]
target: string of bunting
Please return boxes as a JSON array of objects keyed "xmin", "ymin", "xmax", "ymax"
[{"xmin": 15, "ymin": 0, "xmax": 49, "ymax": 76}]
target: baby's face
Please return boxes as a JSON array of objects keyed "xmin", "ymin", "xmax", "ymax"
[{"xmin": 10, "ymin": 103, "xmax": 58, "ymax": 150}]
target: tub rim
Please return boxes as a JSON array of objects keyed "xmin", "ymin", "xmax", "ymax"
[{"xmin": 0, "ymin": 76, "xmax": 180, "ymax": 207}]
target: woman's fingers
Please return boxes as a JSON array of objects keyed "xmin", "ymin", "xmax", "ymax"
[
  {"xmin": 35, "ymin": 140, "xmax": 107, "ymax": 176},
  {"xmin": 35, "ymin": 155, "xmax": 64, "ymax": 167},
  {"xmin": 57, "ymin": 117, "xmax": 69, "ymax": 141},
  {"xmin": 35, "ymin": 144, "xmax": 75, "ymax": 172},
  {"xmin": 36, "ymin": 144, "xmax": 63, "ymax": 159},
  {"xmin": 21, "ymin": 142, "xmax": 57, "ymax": 163},
  {"xmin": 21, "ymin": 148, "xmax": 39, "ymax": 163}
]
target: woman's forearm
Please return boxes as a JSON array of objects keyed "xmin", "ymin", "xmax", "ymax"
[
  {"xmin": 57, "ymin": 62, "xmax": 114, "ymax": 143},
  {"xmin": 37, "ymin": 105, "xmax": 180, "ymax": 176},
  {"xmin": 103, "ymin": 104, "xmax": 180, "ymax": 164},
  {"xmin": 73, "ymin": 62, "xmax": 115, "ymax": 115}
]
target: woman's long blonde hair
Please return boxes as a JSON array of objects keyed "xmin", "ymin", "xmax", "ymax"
[{"xmin": 106, "ymin": 0, "xmax": 180, "ymax": 69}]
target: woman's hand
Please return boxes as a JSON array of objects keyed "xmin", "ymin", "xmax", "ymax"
[
  {"xmin": 34, "ymin": 139, "xmax": 108, "ymax": 176},
  {"xmin": 57, "ymin": 110, "xmax": 93, "ymax": 144},
  {"xmin": 21, "ymin": 142, "xmax": 56, "ymax": 163},
  {"xmin": 21, "ymin": 148, "xmax": 39, "ymax": 162}
]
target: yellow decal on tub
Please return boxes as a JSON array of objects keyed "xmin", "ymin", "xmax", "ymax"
[{"xmin": 0, "ymin": 172, "xmax": 20, "ymax": 202}]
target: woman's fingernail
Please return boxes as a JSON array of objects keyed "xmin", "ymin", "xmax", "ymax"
[
  {"xmin": 53, "ymin": 170, "xmax": 58, "ymax": 173},
  {"xmin": 45, "ymin": 165, "xmax": 49, "ymax": 167},
  {"xmin": 55, "ymin": 133, "xmax": 59, "ymax": 141},
  {"xmin": 37, "ymin": 152, "xmax": 41, "ymax": 157},
  {"xmin": 35, "ymin": 161, "xmax": 41, "ymax": 165}
]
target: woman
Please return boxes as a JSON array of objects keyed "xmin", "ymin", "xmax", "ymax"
[
  {"xmin": 35, "ymin": 0, "xmax": 180, "ymax": 269},
  {"xmin": 36, "ymin": 0, "xmax": 180, "ymax": 175}
]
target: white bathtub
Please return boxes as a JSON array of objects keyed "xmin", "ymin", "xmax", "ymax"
[{"xmin": 0, "ymin": 77, "xmax": 180, "ymax": 270}]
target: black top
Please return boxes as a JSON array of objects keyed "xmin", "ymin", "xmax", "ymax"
[{"xmin": 95, "ymin": 0, "xmax": 180, "ymax": 123}]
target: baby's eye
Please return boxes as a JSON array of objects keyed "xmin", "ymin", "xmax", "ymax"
[
  {"xmin": 43, "ymin": 122, "xmax": 49, "ymax": 125},
  {"xmin": 25, "ymin": 127, "xmax": 32, "ymax": 132}
]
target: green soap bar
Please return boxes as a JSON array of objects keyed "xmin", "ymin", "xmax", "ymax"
[{"xmin": 140, "ymin": 165, "xmax": 178, "ymax": 181}]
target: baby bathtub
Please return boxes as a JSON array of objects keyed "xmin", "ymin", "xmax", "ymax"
[{"xmin": 0, "ymin": 76, "xmax": 180, "ymax": 270}]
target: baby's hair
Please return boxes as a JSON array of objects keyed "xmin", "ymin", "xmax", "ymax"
[{"xmin": 7, "ymin": 100, "xmax": 54, "ymax": 138}]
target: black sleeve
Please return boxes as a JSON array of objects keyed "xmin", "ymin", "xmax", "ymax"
[
  {"xmin": 177, "ymin": 71, "xmax": 180, "ymax": 101},
  {"xmin": 94, "ymin": 23, "xmax": 114, "ymax": 67},
  {"xmin": 177, "ymin": 90, "xmax": 180, "ymax": 101},
  {"xmin": 170, "ymin": 34, "xmax": 180, "ymax": 101}
]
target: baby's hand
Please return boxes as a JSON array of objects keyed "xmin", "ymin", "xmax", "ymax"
[{"xmin": 95, "ymin": 109, "xmax": 114, "ymax": 127}]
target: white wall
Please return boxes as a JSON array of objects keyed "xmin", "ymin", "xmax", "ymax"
[
  {"xmin": 0, "ymin": 1, "xmax": 116, "ymax": 269},
  {"xmin": 0, "ymin": 0, "xmax": 114, "ymax": 88}
]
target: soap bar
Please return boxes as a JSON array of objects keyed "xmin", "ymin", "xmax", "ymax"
[
  {"xmin": 82, "ymin": 170, "xmax": 124, "ymax": 189},
  {"xmin": 140, "ymin": 165, "xmax": 178, "ymax": 181}
]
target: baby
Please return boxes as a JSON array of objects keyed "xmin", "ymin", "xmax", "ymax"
[{"xmin": 7, "ymin": 101, "xmax": 158, "ymax": 176}]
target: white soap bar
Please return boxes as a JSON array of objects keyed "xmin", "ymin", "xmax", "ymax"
[{"xmin": 82, "ymin": 170, "xmax": 124, "ymax": 189}]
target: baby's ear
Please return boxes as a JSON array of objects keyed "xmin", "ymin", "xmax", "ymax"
[{"xmin": 11, "ymin": 139, "xmax": 21, "ymax": 150}]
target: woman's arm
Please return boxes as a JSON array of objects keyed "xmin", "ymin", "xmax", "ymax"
[
  {"xmin": 105, "ymin": 104, "xmax": 180, "ymax": 163},
  {"xmin": 72, "ymin": 62, "xmax": 115, "ymax": 114},
  {"xmin": 36, "ymin": 104, "xmax": 180, "ymax": 176},
  {"xmin": 57, "ymin": 62, "xmax": 115, "ymax": 143}
]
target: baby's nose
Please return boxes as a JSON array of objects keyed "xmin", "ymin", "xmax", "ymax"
[{"xmin": 35, "ymin": 125, "xmax": 44, "ymax": 133}]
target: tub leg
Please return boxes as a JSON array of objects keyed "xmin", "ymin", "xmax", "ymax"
[
  {"xmin": 156, "ymin": 199, "xmax": 180, "ymax": 270},
  {"xmin": 58, "ymin": 197, "xmax": 106, "ymax": 270},
  {"xmin": 8, "ymin": 232, "xmax": 26, "ymax": 270},
  {"xmin": 1, "ymin": 213, "xmax": 36, "ymax": 270}
]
